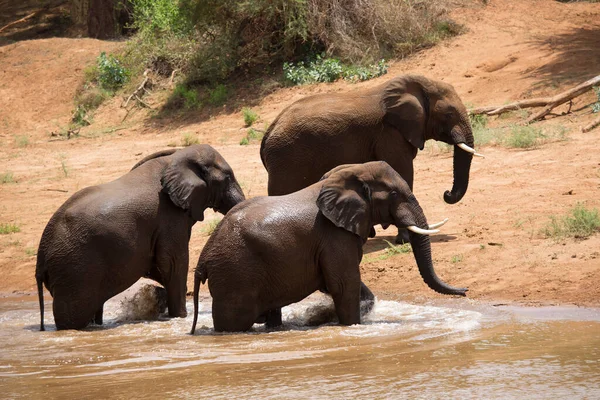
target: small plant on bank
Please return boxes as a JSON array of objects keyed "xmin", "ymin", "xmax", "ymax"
[
  {"xmin": 504, "ymin": 125, "xmax": 543, "ymax": 149},
  {"xmin": 170, "ymin": 84, "xmax": 201, "ymax": 109},
  {"xmin": 383, "ymin": 240, "xmax": 412, "ymax": 257},
  {"xmin": 14, "ymin": 135, "xmax": 29, "ymax": 148},
  {"xmin": 96, "ymin": 52, "xmax": 130, "ymax": 92},
  {"xmin": 239, "ymin": 128, "xmax": 264, "ymax": 146},
  {"xmin": 1, "ymin": 172, "xmax": 15, "ymax": 184},
  {"xmin": 0, "ymin": 223, "xmax": 20, "ymax": 234},
  {"xmin": 203, "ymin": 218, "xmax": 222, "ymax": 236},
  {"xmin": 181, "ymin": 132, "xmax": 199, "ymax": 147},
  {"xmin": 242, "ymin": 108, "xmax": 259, "ymax": 127},
  {"xmin": 543, "ymin": 203, "xmax": 600, "ymax": 240},
  {"xmin": 208, "ymin": 84, "xmax": 228, "ymax": 106},
  {"xmin": 451, "ymin": 254, "xmax": 464, "ymax": 263}
]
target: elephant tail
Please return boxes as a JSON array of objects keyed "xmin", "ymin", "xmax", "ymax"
[
  {"xmin": 35, "ymin": 254, "xmax": 46, "ymax": 332},
  {"xmin": 190, "ymin": 265, "xmax": 207, "ymax": 335}
]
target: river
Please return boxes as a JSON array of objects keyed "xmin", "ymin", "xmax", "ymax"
[{"xmin": 1, "ymin": 285, "xmax": 599, "ymax": 399}]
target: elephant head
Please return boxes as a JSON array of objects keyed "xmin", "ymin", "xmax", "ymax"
[
  {"xmin": 382, "ymin": 75, "xmax": 481, "ymax": 204},
  {"xmin": 158, "ymin": 145, "xmax": 245, "ymax": 221},
  {"xmin": 317, "ymin": 161, "xmax": 467, "ymax": 296}
]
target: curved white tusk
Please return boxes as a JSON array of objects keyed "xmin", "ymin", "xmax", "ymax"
[
  {"xmin": 428, "ymin": 218, "xmax": 449, "ymax": 230},
  {"xmin": 407, "ymin": 226, "xmax": 440, "ymax": 235},
  {"xmin": 457, "ymin": 143, "xmax": 485, "ymax": 158}
]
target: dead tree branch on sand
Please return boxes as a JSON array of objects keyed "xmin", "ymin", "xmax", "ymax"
[
  {"xmin": 122, "ymin": 70, "xmax": 152, "ymax": 109},
  {"xmin": 582, "ymin": 115, "xmax": 600, "ymax": 133},
  {"xmin": 469, "ymin": 75, "xmax": 600, "ymax": 124},
  {"xmin": 0, "ymin": 12, "xmax": 36, "ymax": 33}
]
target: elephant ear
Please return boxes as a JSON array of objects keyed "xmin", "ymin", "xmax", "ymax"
[
  {"xmin": 161, "ymin": 156, "xmax": 209, "ymax": 221},
  {"xmin": 317, "ymin": 176, "xmax": 372, "ymax": 240},
  {"xmin": 383, "ymin": 77, "xmax": 429, "ymax": 150}
]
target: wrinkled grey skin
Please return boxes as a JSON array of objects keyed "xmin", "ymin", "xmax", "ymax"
[
  {"xmin": 260, "ymin": 74, "xmax": 476, "ymax": 242},
  {"xmin": 191, "ymin": 161, "xmax": 467, "ymax": 333},
  {"xmin": 36, "ymin": 145, "xmax": 245, "ymax": 331}
]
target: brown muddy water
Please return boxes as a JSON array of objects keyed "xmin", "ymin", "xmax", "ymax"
[{"xmin": 1, "ymin": 284, "xmax": 599, "ymax": 399}]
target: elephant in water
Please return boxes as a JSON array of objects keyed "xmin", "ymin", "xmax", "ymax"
[
  {"xmin": 191, "ymin": 161, "xmax": 467, "ymax": 333},
  {"xmin": 260, "ymin": 74, "xmax": 483, "ymax": 243},
  {"xmin": 36, "ymin": 145, "xmax": 245, "ymax": 330}
]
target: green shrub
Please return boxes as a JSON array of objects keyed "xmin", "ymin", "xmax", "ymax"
[
  {"xmin": 504, "ymin": 125, "xmax": 543, "ymax": 149},
  {"xmin": 0, "ymin": 172, "xmax": 14, "ymax": 184},
  {"xmin": 592, "ymin": 86, "xmax": 600, "ymax": 113},
  {"xmin": 96, "ymin": 52, "xmax": 129, "ymax": 91},
  {"xmin": 0, "ymin": 223, "xmax": 20, "ymax": 234},
  {"xmin": 242, "ymin": 108, "xmax": 258, "ymax": 127},
  {"xmin": 239, "ymin": 127, "xmax": 264, "ymax": 145},
  {"xmin": 71, "ymin": 105, "xmax": 92, "ymax": 128},
  {"xmin": 130, "ymin": 0, "xmax": 194, "ymax": 36},
  {"xmin": 203, "ymin": 218, "xmax": 222, "ymax": 236},
  {"xmin": 283, "ymin": 56, "xmax": 388, "ymax": 85},
  {"xmin": 208, "ymin": 84, "xmax": 228, "ymax": 106},
  {"xmin": 181, "ymin": 132, "xmax": 199, "ymax": 146},
  {"xmin": 543, "ymin": 203, "xmax": 600, "ymax": 240},
  {"xmin": 170, "ymin": 84, "xmax": 201, "ymax": 109}
]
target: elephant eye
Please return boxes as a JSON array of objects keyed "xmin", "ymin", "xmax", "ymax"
[{"xmin": 390, "ymin": 190, "xmax": 398, "ymax": 197}]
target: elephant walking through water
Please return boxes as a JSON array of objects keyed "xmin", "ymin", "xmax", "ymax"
[
  {"xmin": 36, "ymin": 145, "xmax": 245, "ymax": 330},
  {"xmin": 191, "ymin": 162, "xmax": 467, "ymax": 333}
]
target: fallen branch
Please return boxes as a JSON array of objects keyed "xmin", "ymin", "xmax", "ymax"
[
  {"xmin": 582, "ymin": 114, "xmax": 600, "ymax": 133},
  {"xmin": 44, "ymin": 188, "xmax": 68, "ymax": 193},
  {"xmin": 469, "ymin": 75, "xmax": 600, "ymax": 124},
  {"xmin": 122, "ymin": 69, "xmax": 151, "ymax": 109},
  {"xmin": 0, "ymin": 12, "xmax": 36, "ymax": 33},
  {"xmin": 168, "ymin": 69, "xmax": 178, "ymax": 88}
]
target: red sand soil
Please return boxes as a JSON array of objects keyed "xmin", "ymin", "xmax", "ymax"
[{"xmin": 1, "ymin": 0, "xmax": 599, "ymax": 307}]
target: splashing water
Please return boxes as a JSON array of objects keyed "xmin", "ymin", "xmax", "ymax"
[{"xmin": 0, "ymin": 288, "xmax": 599, "ymax": 399}]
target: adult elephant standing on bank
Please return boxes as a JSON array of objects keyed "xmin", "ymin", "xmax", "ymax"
[{"xmin": 260, "ymin": 74, "xmax": 482, "ymax": 242}]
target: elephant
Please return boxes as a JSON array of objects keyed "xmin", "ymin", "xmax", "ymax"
[
  {"xmin": 190, "ymin": 161, "xmax": 467, "ymax": 333},
  {"xmin": 35, "ymin": 144, "xmax": 245, "ymax": 331},
  {"xmin": 260, "ymin": 74, "xmax": 483, "ymax": 243}
]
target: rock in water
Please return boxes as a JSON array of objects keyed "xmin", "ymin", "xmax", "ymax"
[{"xmin": 117, "ymin": 284, "xmax": 167, "ymax": 321}]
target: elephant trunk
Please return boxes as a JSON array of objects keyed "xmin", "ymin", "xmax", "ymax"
[
  {"xmin": 409, "ymin": 231, "xmax": 468, "ymax": 296},
  {"xmin": 218, "ymin": 182, "xmax": 246, "ymax": 215},
  {"xmin": 443, "ymin": 121, "xmax": 474, "ymax": 204}
]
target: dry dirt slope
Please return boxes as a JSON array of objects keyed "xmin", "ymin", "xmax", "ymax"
[{"xmin": 0, "ymin": 0, "xmax": 599, "ymax": 306}]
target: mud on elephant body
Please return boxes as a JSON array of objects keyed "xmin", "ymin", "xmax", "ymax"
[
  {"xmin": 191, "ymin": 161, "xmax": 467, "ymax": 333},
  {"xmin": 260, "ymin": 74, "xmax": 481, "ymax": 238},
  {"xmin": 36, "ymin": 145, "xmax": 245, "ymax": 331}
]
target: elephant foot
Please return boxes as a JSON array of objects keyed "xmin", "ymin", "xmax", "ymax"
[
  {"xmin": 369, "ymin": 226, "xmax": 376, "ymax": 238},
  {"xmin": 395, "ymin": 228, "xmax": 411, "ymax": 245},
  {"xmin": 265, "ymin": 308, "xmax": 283, "ymax": 329}
]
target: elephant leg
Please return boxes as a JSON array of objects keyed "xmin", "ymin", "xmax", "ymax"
[
  {"xmin": 212, "ymin": 298, "xmax": 257, "ymax": 332},
  {"xmin": 53, "ymin": 294, "xmax": 96, "ymax": 330},
  {"xmin": 93, "ymin": 304, "xmax": 104, "ymax": 325},
  {"xmin": 359, "ymin": 282, "xmax": 375, "ymax": 317},
  {"xmin": 156, "ymin": 247, "xmax": 189, "ymax": 318},
  {"xmin": 265, "ymin": 308, "xmax": 283, "ymax": 328},
  {"xmin": 320, "ymin": 246, "xmax": 362, "ymax": 325}
]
